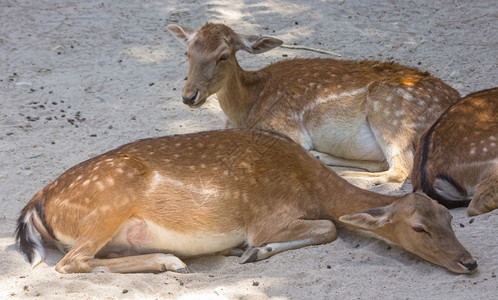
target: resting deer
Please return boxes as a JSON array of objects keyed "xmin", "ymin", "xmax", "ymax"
[
  {"xmin": 167, "ymin": 23, "xmax": 461, "ymax": 185},
  {"xmin": 412, "ymin": 88, "xmax": 498, "ymax": 216},
  {"xmin": 17, "ymin": 129, "xmax": 476, "ymax": 274}
]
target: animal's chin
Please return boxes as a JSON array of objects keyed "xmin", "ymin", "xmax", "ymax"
[{"xmin": 187, "ymin": 97, "xmax": 207, "ymax": 108}]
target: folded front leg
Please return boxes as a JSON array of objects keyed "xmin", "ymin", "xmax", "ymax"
[{"xmin": 241, "ymin": 219, "xmax": 337, "ymax": 263}]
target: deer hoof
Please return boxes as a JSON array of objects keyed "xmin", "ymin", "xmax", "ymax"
[{"xmin": 239, "ymin": 247, "xmax": 259, "ymax": 264}]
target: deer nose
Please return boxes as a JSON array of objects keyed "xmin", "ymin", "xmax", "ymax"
[
  {"xmin": 182, "ymin": 91, "xmax": 198, "ymax": 105},
  {"xmin": 461, "ymin": 259, "xmax": 478, "ymax": 272}
]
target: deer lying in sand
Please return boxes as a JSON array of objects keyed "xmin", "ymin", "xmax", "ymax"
[
  {"xmin": 17, "ymin": 129, "xmax": 476, "ymax": 274},
  {"xmin": 412, "ymin": 88, "xmax": 498, "ymax": 216},
  {"xmin": 167, "ymin": 23, "xmax": 461, "ymax": 185}
]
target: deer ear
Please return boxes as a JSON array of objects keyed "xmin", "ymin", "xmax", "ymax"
[
  {"xmin": 237, "ymin": 34, "xmax": 283, "ymax": 54},
  {"xmin": 339, "ymin": 207, "xmax": 392, "ymax": 229},
  {"xmin": 167, "ymin": 24, "xmax": 197, "ymax": 46}
]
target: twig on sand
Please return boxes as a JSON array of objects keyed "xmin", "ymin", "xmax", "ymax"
[{"xmin": 280, "ymin": 44, "xmax": 342, "ymax": 57}]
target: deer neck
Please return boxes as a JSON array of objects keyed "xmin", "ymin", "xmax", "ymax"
[
  {"xmin": 319, "ymin": 174, "xmax": 400, "ymax": 218},
  {"xmin": 216, "ymin": 62, "xmax": 267, "ymax": 128}
]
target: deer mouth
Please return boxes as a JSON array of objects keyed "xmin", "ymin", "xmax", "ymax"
[
  {"xmin": 186, "ymin": 96, "xmax": 207, "ymax": 108},
  {"xmin": 182, "ymin": 90, "xmax": 208, "ymax": 108},
  {"xmin": 443, "ymin": 259, "xmax": 478, "ymax": 274},
  {"xmin": 457, "ymin": 259, "xmax": 478, "ymax": 273}
]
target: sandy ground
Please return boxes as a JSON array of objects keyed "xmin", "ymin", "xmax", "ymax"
[{"xmin": 1, "ymin": 0, "xmax": 497, "ymax": 299}]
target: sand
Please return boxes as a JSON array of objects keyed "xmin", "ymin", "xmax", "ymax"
[{"xmin": 1, "ymin": 0, "xmax": 497, "ymax": 299}]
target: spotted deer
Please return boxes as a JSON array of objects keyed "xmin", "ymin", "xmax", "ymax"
[
  {"xmin": 167, "ymin": 23, "xmax": 461, "ymax": 185},
  {"xmin": 17, "ymin": 129, "xmax": 476, "ymax": 274},
  {"xmin": 411, "ymin": 88, "xmax": 498, "ymax": 216}
]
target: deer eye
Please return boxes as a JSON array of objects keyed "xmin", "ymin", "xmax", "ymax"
[
  {"xmin": 219, "ymin": 53, "xmax": 229, "ymax": 61},
  {"xmin": 412, "ymin": 226, "xmax": 432, "ymax": 237}
]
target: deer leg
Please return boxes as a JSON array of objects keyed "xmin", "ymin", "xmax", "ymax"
[
  {"xmin": 310, "ymin": 150, "xmax": 388, "ymax": 172},
  {"xmin": 88, "ymin": 254, "xmax": 188, "ymax": 273},
  {"xmin": 467, "ymin": 169, "xmax": 498, "ymax": 216},
  {"xmin": 57, "ymin": 240, "xmax": 188, "ymax": 274},
  {"xmin": 241, "ymin": 219, "xmax": 336, "ymax": 263},
  {"xmin": 335, "ymin": 145, "xmax": 412, "ymax": 185},
  {"xmin": 215, "ymin": 246, "xmax": 246, "ymax": 257},
  {"xmin": 55, "ymin": 211, "xmax": 188, "ymax": 274}
]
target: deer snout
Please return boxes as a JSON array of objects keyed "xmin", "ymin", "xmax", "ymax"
[
  {"xmin": 460, "ymin": 258, "xmax": 478, "ymax": 273},
  {"xmin": 182, "ymin": 91, "xmax": 199, "ymax": 106}
]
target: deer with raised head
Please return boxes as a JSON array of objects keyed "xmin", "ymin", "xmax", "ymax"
[
  {"xmin": 17, "ymin": 129, "xmax": 477, "ymax": 274},
  {"xmin": 411, "ymin": 88, "xmax": 498, "ymax": 216},
  {"xmin": 166, "ymin": 23, "xmax": 461, "ymax": 185}
]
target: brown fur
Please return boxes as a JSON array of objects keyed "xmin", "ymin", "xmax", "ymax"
[
  {"xmin": 411, "ymin": 88, "xmax": 498, "ymax": 216},
  {"xmin": 17, "ymin": 129, "xmax": 476, "ymax": 274},
  {"xmin": 168, "ymin": 23, "xmax": 461, "ymax": 185}
]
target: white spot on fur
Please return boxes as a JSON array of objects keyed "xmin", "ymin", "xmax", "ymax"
[
  {"xmin": 373, "ymin": 101, "xmax": 380, "ymax": 112},
  {"xmin": 96, "ymin": 181, "xmax": 105, "ymax": 191}
]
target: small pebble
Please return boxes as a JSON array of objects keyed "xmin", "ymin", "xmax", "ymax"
[{"xmin": 449, "ymin": 70, "xmax": 460, "ymax": 78}]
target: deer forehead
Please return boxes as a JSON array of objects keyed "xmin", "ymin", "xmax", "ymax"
[
  {"xmin": 189, "ymin": 25, "xmax": 235, "ymax": 54},
  {"xmin": 188, "ymin": 41, "xmax": 231, "ymax": 60}
]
